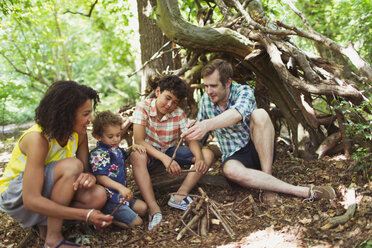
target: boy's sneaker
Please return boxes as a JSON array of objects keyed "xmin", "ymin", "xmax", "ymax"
[
  {"xmin": 168, "ymin": 195, "xmax": 193, "ymax": 211},
  {"xmin": 303, "ymin": 185, "xmax": 336, "ymax": 202}
]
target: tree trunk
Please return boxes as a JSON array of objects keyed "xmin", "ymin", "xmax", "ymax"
[{"xmin": 137, "ymin": 0, "xmax": 174, "ymax": 94}]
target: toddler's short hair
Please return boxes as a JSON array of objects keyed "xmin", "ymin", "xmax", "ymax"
[{"xmin": 92, "ymin": 110, "xmax": 122, "ymax": 137}]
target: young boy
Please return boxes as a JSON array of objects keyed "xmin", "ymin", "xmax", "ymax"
[
  {"xmin": 131, "ymin": 75, "xmax": 215, "ymax": 230},
  {"xmin": 89, "ymin": 110, "xmax": 148, "ymax": 228}
]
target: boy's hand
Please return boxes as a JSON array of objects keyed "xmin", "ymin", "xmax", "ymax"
[
  {"xmin": 194, "ymin": 159, "xmax": 208, "ymax": 174},
  {"xmin": 119, "ymin": 186, "xmax": 133, "ymax": 202},
  {"xmin": 165, "ymin": 159, "xmax": 182, "ymax": 176},
  {"xmin": 131, "ymin": 144, "xmax": 146, "ymax": 153}
]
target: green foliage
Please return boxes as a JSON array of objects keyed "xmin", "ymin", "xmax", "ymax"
[
  {"xmin": 332, "ymin": 99, "xmax": 372, "ymax": 174},
  {"xmin": 262, "ymin": 0, "xmax": 372, "ymax": 63},
  {"xmin": 0, "ymin": 0, "xmax": 140, "ymax": 125},
  {"xmin": 358, "ymin": 240, "xmax": 372, "ymax": 248},
  {"xmin": 178, "ymin": 0, "xmax": 223, "ymax": 25},
  {"xmin": 0, "ymin": 78, "xmax": 40, "ymax": 125}
]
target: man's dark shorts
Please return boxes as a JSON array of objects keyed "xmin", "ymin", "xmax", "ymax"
[{"xmin": 221, "ymin": 139, "xmax": 276, "ymax": 188}]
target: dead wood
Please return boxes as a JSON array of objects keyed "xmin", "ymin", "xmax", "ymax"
[
  {"xmin": 200, "ymin": 214, "xmax": 208, "ymax": 236},
  {"xmin": 177, "ymin": 209, "xmax": 204, "ymax": 240},
  {"xmin": 17, "ymin": 228, "xmax": 37, "ymax": 248},
  {"xmin": 209, "ymin": 201, "xmax": 235, "ymax": 239},
  {"xmin": 147, "ymin": 169, "xmax": 229, "ymax": 193},
  {"xmin": 321, "ymin": 185, "xmax": 356, "ymax": 230},
  {"xmin": 248, "ymin": 194, "xmax": 260, "ymax": 215},
  {"xmin": 174, "ymin": 187, "xmax": 238, "ymax": 240},
  {"xmin": 316, "ymin": 132, "xmax": 342, "ymax": 159},
  {"xmin": 279, "ymin": 0, "xmax": 372, "ymax": 81}
]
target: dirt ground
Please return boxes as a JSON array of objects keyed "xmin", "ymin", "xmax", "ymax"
[{"xmin": 0, "ymin": 132, "xmax": 371, "ymax": 248}]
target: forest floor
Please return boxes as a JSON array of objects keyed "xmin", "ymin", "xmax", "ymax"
[{"xmin": 0, "ymin": 129, "xmax": 371, "ymax": 248}]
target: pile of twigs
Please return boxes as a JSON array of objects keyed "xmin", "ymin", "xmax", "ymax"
[{"xmin": 174, "ymin": 187, "xmax": 240, "ymax": 240}]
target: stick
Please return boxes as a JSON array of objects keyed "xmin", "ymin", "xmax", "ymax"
[
  {"xmin": 166, "ymin": 121, "xmax": 196, "ymax": 172},
  {"xmin": 200, "ymin": 214, "xmax": 208, "ymax": 236},
  {"xmin": 110, "ymin": 201, "xmax": 125, "ymax": 216},
  {"xmin": 248, "ymin": 194, "xmax": 260, "ymax": 215},
  {"xmin": 177, "ymin": 209, "xmax": 204, "ymax": 240},
  {"xmin": 232, "ymin": 195, "xmax": 250, "ymax": 211},
  {"xmin": 167, "ymin": 138, "xmax": 184, "ymax": 168},
  {"xmin": 209, "ymin": 202, "xmax": 235, "ymax": 239}
]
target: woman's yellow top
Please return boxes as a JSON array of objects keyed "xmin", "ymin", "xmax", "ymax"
[{"xmin": 0, "ymin": 124, "xmax": 79, "ymax": 194}]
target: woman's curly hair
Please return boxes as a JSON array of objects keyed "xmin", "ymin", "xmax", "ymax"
[
  {"xmin": 92, "ymin": 110, "xmax": 122, "ymax": 137},
  {"xmin": 35, "ymin": 81, "xmax": 100, "ymax": 141}
]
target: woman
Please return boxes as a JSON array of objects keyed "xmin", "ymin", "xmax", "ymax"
[{"xmin": 0, "ymin": 81, "xmax": 113, "ymax": 248}]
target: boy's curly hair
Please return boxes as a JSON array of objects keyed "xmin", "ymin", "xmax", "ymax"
[
  {"xmin": 92, "ymin": 110, "xmax": 122, "ymax": 137},
  {"xmin": 158, "ymin": 75, "xmax": 189, "ymax": 100},
  {"xmin": 35, "ymin": 81, "xmax": 100, "ymax": 141}
]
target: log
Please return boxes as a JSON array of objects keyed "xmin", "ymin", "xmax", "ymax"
[{"xmin": 146, "ymin": 170, "xmax": 229, "ymax": 193}]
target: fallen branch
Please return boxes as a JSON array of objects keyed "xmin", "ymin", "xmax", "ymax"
[
  {"xmin": 177, "ymin": 209, "xmax": 204, "ymax": 240},
  {"xmin": 209, "ymin": 201, "xmax": 235, "ymax": 239},
  {"xmin": 248, "ymin": 194, "xmax": 260, "ymax": 215},
  {"xmin": 321, "ymin": 184, "xmax": 356, "ymax": 230}
]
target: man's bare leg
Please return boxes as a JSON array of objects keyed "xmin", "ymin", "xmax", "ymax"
[
  {"xmin": 249, "ymin": 109, "xmax": 275, "ymax": 175},
  {"xmin": 223, "ymin": 160, "xmax": 310, "ymax": 198}
]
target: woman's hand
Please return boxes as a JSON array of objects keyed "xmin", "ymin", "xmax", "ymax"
[
  {"xmin": 73, "ymin": 173, "xmax": 96, "ymax": 191},
  {"xmin": 86, "ymin": 209, "xmax": 113, "ymax": 227}
]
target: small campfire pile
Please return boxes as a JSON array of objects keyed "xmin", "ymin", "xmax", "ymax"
[{"xmin": 174, "ymin": 187, "xmax": 241, "ymax": 240}]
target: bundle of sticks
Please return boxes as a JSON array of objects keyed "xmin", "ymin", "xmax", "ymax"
[{"xmin": 174, "ymin": 187, "xmax": 240, "ymax": 240}]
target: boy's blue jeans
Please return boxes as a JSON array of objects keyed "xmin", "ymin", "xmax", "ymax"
[{"xmin": 147, "ymin": 146, "xmax": 194, "ymax": 168}]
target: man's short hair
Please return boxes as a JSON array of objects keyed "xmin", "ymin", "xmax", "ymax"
[
  {"xmin": 158, "ymin": 75, "xmax": 189, "ymax": 100},
  {"xmin": 201, "ymin": 59, "xmax": 233, "ymax": 87},
  {"xmin": 92, "ymin": 110, "xmax": 122, "ymax": 137}
]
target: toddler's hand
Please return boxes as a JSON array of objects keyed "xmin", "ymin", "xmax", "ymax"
[
  {"xmin": 132, "ymin": 144, "xmax": 146, "ymax": 154},
  {"xmin": 119, "ymin": 187, "xmax": 133, "ymax": 202}
]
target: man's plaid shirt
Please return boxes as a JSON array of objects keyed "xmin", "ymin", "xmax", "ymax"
[
  {"xmin": 197, "ymin": 83, "xmax": 257, "ymax": 161},
  {"xmin": 132, "ymin": 98, "xmax": 187, "ymax": 153}
]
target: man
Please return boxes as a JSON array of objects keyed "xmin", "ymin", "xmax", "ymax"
[{"xmin": 182, "ymin": 59, "xmax": 335, "ymax": 203}]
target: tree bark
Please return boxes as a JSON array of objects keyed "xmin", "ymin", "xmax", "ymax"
[{"xmin": 137, "ymin": 0, "xmax": 174, "ymax": 94}]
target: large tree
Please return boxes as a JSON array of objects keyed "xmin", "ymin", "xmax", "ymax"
[
  {"xmin": 150, "ymin": 0, "xmax": 371, "ymax": 160},
  {"xmin": 136, "ymin": 0, "xmax": 174, "ymax": 95}
]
